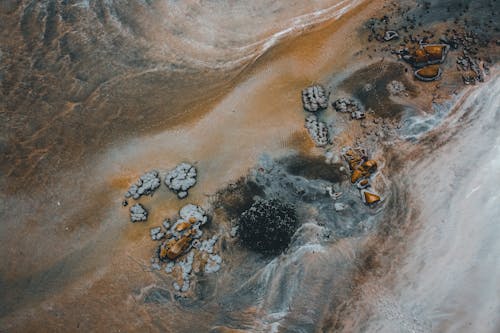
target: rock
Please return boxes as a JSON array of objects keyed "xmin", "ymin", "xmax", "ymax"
[
  {"xmin": 305, "ymin": 115, "xmax": 329, "ymax": 147},
  {"xmin": 360, "ymin": 189, "xmax": 381, "ymax": 205},
  {"xmin": 351, "ymin": 110, "xmax": 366, "ymax": 120},
  {"xmin": 415, "ymin": 65, "xmax": 442, "ymax": 81},
  {"xmin": 205, "ymin": 254, "xmax": 222, "ymax": 273},
  {"xmin": 150, "ymin": 227, "xmax": 165, "ymax": 241},
  {"xmin": 125, "ymin": 170, "xmax": 161, "ymax": 199},
  {"xmin": 165, "ymin": 163, "xmax": 197, "ymax": 199},
  {"xmin": 230, "ymin": 226, "xmax": 239, "ymax": 237},
  {"xmin": 162, "ymin": 219, "xmax": 170, "ymax": 230},
  {"xmin": 199, "ymin": 235, "xmax": 218, "ymax": 254},
  {"xmin": 238, "ymin": 199, "xmax": 298, "ymax": 253},
  {"xmin": 334, "ymin": 202, "xmax": 347, "ymax": 211},
  {"xmin": 333, "ymin": 98, "xmax": 364, "ymax": 119},
  {"xmin": 301, "ymin": 85, "xmax": 328, "ymax": 112},
  {"xmin": 384, "ymin": 30, "xmax": 399, "ymax": 41},
  {"xmin": 130, "ymin": 203, "xmax": 148, "ymax": 222},
  {"xmin": 122, "ymin": 200, "xmax": 128, "ymax": 207}
]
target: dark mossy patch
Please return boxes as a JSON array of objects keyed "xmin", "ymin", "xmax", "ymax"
[
  {"xmin": 215, "ymin": 178, "xmax": 264, "ymax": 219},
  {"xmin": 282, "ymin": 154, "xmax": 345, "ymax": 183},
  {"xmin": 339, "ymin": 62, "xmax": 417, "ymax": 119}
]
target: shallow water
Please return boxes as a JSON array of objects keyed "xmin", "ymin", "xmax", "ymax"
[{"xmin": 1, "ymin": 0, "xmax": 499, "ymax": 332}]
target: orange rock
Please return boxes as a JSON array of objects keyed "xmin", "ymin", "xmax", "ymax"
[
  {"xmin": 359, "ymin": 179, "xmax": 369, "ymax": 187},
  {"xmin": 415, "ymin": 65, "xmax": 442, "ymax": 81},
  {"xmin": 423, "ymin": 44, "xmax": 447, "ymax": 61},
  {"xmin": 166, "ymin": 235, "xmax": 192, "ymax": 260},
  {"xmin": 175, "ymin": 221, "xmax": 191, "ymax": 232},
  {"xmin": 363, "ymin": 190, "xmax": 381, "ymax": 204}
]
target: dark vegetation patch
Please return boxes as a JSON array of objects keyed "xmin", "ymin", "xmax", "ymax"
[
  {"xmin": 238, "ymin": 199, "xmax": 298, "ymax": 254},
  {"xmin": 339, "ymin": 61, "xmax": 417, "ymax": 119},
  {"xmin": 282, "ymin": 154, "xmax": 346, "ymax": 183}
]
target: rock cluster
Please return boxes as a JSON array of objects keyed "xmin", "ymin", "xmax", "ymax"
[
  {"xmin": 333, "ymin": 98, "xmax": 366, "ymax": 120},
  {"xmin": 130, "ymin": 203, "xmax": 148, "ymax": 222},
  {"xmin": 238, "ymin": 198, "xmax": 298, "ymax": 253},
  {"xmin": 164, "ymin": 163, "xmax": 197, "ymax": 199},
  {"xmin": 301, "ymin": 85, "xmax": 328, "ymax": 112},
  {"xmin": 342, "ymin": 147, "xmax": 381, "ymax": 205},
  {"xmin": 125, "ymin": 170, "xmax": 161, "ymax": 199},
  {"xmin": 147, "ymin": 204, "xmax": 222, "ymax": 293},
  {"xmin": 305, "ymin": 115, "xmax": 329, "ymax": 147}
]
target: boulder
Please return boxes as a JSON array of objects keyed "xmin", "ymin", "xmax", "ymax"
[
  {"xmin": 130, "ymin": 203, "xmax": 148, "ymax": 222},
  {"xmin": 302, "ymin": 85, "xmax": 328, "ymax": 112},
  {"xmin": 125, "ymin": 170, "xmax": 161, "ymax": 199},
  {"xmin": 305, "ymin": 115, "xmax": 329, "ymax": 147},
  {"xmin": 165, "ymin": 163, "xmax": 197, "ymax": 199}
]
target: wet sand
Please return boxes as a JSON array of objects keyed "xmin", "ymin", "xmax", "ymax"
[{"xmin": 1, "ymin": 0, "xmax": 499, "ymax": 332}]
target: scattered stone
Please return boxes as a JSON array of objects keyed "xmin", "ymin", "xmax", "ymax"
[
  {"xmin": 130, "ymin": 203, "xmax": 148, "ymax": 222},
  {"xmin": 125, "ymin": 170, "xmax": 161, "ymax": 199},
  {"xmin": 351, "ymin": 110, "xmax": 366, "ymax": 120},
  {"xmin": 402, "ymin": 44, "xmax": 449, "ymax": 68},
  {"xmin": 305, "ymin": 115, "xmax": 329, "ymax": 147},
  {"xmin": 150, "ymin": 227, "xmax": 165, "ymax": 241},
  {"xmin": 301, "ymin": 85, "xmax": 328, "ymax": 112},
  {"xmin": 384, "ymin": 30, "xmax": 399, "ymax": 41},
  {"xmin": 165, "ymin": 261, "xmax": 175, "ymax": 273},
  {"xmin": 343, "ymin": 148, "xmax": 377, "ymax": 183},
  {"xmin": 199, "ymin": 235, "xmax": 218, "ymax": 254},
  {"xmin": 326, "ymin": 185, "xmax": 343, "ymax": 200},
  {"xmin": 165, "ymin": 163, "xmax": 197, "ymax": 199},
  {"xmin": 238, "ymin": 198, "xmax": 298, "ymax": 253},
  {"xmin": 386, "ymin": 80, "xmax": 407, "ymax": 96},
  {"xmin": 334, "ymin": 202, "xmax": 348, "ymax": 212},
  {"xmin": 162, "ymin": 219, "xmax": 170, "ymax": 230},
  {"xmin": 333, "ymin": 97, "xmax": 366, "ymax": 119},
  {"xmin": 205, "ymin": 254, "xmax": 222, "ymax": 273}
]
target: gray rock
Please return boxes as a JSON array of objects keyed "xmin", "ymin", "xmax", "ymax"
[
  {"xmin": 333, "ymin": 98, "xmax": 364, "ymax": 117},
  {"xmin": 130, "ymin": 203, "xmax": 148, "ymax": 222},
  {"xmin": 302, "ymin": 85, "xmax": 328, "ymax": 112},
  {"xmin": 165, "ymin": 163, "xmax": 197, "ymax": 199},
  {"xmin": 205, "ymin": 254, "xmax": 222, "ymax": 273},
  {"xmin": 305, "ymin": 115, "xmax": 329, "ymax": 147},
  {"xmin": 384, "ymin": 30, "xmax": 399, "ymax": 41},
  {"xmin": 125, "ymin": 170, "xmax": 161, "ymax": 199}
]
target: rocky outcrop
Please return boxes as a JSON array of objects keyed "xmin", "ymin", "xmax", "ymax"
[
  {"xmin": 125, "ymin": 170, "xmax": 161, "ymax": 199},
  {"xmin": 130, "ymin": 203, "xmax": 148, "ymax": 222},
  {"xmin": 333, "ymin": 98, "xmax": 365, "ymax": 119},
  {"xmin": 301, "ymin": 85, "xmax": 328, "ymax": 112},
  {"xmin": 165, "ymin": 163, "xmax": 197, "ymax": 199},
  {"xmin": 305, "ymin": 115, "xmax": 329, "ymax": 147}
]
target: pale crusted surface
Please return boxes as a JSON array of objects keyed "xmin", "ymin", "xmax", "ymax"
[{"xmin": 164, "ymin": 163, "xmax": 197, "ymax": 198}]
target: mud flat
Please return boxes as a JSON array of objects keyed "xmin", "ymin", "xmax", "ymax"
[{"xmin": 0, "ymin": 0, "xmax": 499, "ymax": 332}]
